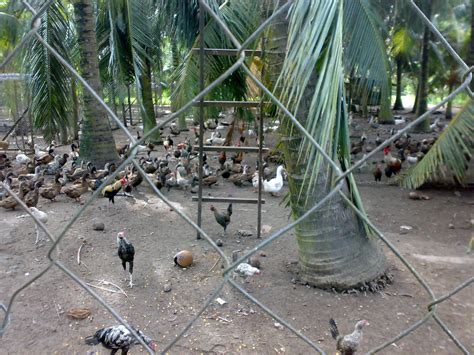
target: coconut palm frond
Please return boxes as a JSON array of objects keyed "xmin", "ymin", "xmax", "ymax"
[
  {"xmin": 399, "ymin": 100, "xmax": 474, "ymax": 189},
  {"xmin": 171, "ymin": 0, "xmax": 263, "ymax": 118},
  {"xmin": 278, "ymin": 0, "xmax": 344, "ymax": 203},
  {"xmin": 343, "ymin": 0, "xmax": 392, "ymax": 120},
  {"xmin": 23, "ymin": 1, "xmax": 72, "ymax": 142},
  {"xmin": 154, "ymin": 0, "xmax": 199, "ymax": 48}
]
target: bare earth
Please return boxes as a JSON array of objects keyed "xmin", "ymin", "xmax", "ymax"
[{"xmin": 1, "ymin": 113, "xmax": 473, "ymax": 354}]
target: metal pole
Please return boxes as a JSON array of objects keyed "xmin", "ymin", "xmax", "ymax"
[
  {"xmin": 257, "ymin": 36, "xmax": 266, "ymax": 239},
  {"xmin": 197, "ymin": 4, "xmax": 205, "ymax": 240}
]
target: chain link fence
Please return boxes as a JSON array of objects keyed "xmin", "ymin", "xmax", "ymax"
[{"xmin": 1, "ymin": 0, "xmax": 473, "ymax": 354}]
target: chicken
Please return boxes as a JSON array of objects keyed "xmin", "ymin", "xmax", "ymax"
[
  {"xmin": 117, "ymin": 232, "xmax": 135, "ymax": 288},
  {"xmin": 84, "ymin": 324, "xmax": 156, "ymax": 355},
  {"xmin": 102, "ymin": 177, "xmax": 127, "ymax": 207},
  {"xmin": 62, "ymin": 174, "xmax": 89, "ymax": 202},
  {"xmin": 383, "ymin": 147, "xmax": 402, "ymax": 177},
  {"xmin": 210, "ymin": 203, "xmax": 232, "ymax": 235},
  {"xmin": 30, "ymin": 207, "xmax": 48, "ymax": 244},
  {"xmin": 263, "ymin": 165, "xmax": 285, "ymax": 195},
  {"xmin": 24, "ymin": 181, "xmax": 40, "ymax": 207},
  {"xmin": 329, "ymin": 318, "xmax": 369, "ymax": 355},
  {"xmin": 163, "ymin": 135, "xmax": 173, "ymax": 151},
  {"xmin": 234, "ymin": 263, "xmax": 261, "ymax": 280},
  {"xmin": 16, "ymin": 153, "xmax": 31, "ymax": 165},
  {"xmin": 373, "ymin": 164, "xmax": 382, "ymax": 182},
  {"xmin": 116, "ymin": 143, "xmax": 130, "ymax": 157},
  {"xmin": 0, "ymin": 140, "xmax": 9, "ymax": 149},
  {"xmin": 218, "ymin": 151, "xmax": 226, "ymax": 169}
]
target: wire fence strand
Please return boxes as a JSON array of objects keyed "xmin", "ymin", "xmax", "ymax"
[{"xmin": 0, "ymin": 0, "xmax": 472, "ymax": 354}]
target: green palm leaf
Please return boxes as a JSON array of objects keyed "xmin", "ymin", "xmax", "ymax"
[
  {"xmin": 343, "ymin": 0, "xmax": 392, "ymax": 121},
  {"xmin": 399, "ymin": 100, "xmax": 474, "ymax": 189},
  {"xmin": 23, "ymin": 1, "xmax": 72, "ymax": 142}
]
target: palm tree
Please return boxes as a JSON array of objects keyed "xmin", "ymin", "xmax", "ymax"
[
  {"xmin": 97, "ymin": 0, "xmax": 161, "ymax": 143},
  {"xmin": 72, "ymin": 0, "xmax": 118, "ymax": 166},
  {"xmin": 275, "ymin": 0, "xmax": 388, "ymax": 289}
]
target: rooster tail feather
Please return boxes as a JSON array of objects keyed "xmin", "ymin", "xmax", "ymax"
[
  {"xmin": 329, "ymin": 318, "xmax": 339, "ymax": 340},
  {"xmin": 84, "ymin": 335, "xmax": 100, "ymax": 345},
  {"xmin": 227, "ymin": 203, "xmax": 232, "ymax": 216}
]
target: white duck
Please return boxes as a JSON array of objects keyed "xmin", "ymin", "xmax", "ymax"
[
  {"xmin": 16, "ymin": 153, "xmax": 31, "ymax": 165},
  {"xmin": 205, "ymin": 131, "xmax": 226, "ymax": 145},
  {"xmin": 263, "ymin": 165, "xmax": 285, "ymax": 195}
]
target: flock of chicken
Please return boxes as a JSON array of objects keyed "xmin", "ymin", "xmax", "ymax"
[
  {"xmin": 0, "ymin": 114, "xmax": 406, "ymax": 354},
  {"xmin": 349, "ymin": 114, "xmax": 442, "ymax": 182}
]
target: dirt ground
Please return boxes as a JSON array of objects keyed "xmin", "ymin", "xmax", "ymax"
[{"xmin": 1, "ymin": 111, "xmax": 473, "ymax": 355}]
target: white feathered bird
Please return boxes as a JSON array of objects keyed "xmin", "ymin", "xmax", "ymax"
[
  {"xmin": 234, "ymin": 263, "xmax": 261, "ymax": 277},
  {"xmin": 16, "ymin": 153, "xmax": 31, "ymax": 165},
  {"xmin": 263, "ymin": 165, "xmax": 285, "ymax": 195},
  {"xmin": 30, "ymin": 207, "xmax": 48, "ymax": 244}
]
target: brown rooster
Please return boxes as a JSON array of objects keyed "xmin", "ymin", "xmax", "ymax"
[{"xmin": 383, "ymin": 146, "xmax": 402, "ymax": 178}]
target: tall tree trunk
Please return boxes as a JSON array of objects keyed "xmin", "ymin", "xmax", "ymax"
[
  {"xmin": 270, "ymin": 3, "xmax": 386, "ymax": 290},
  {"xmin": 139, "ymin": 58, "xmax": 161, "ymax": 143},
  {"xmin": 411, "ymin": 82, "xmax": 419, "ymax": 113},
  {"xmin": 414, "ymin": 0, "xmax": 432, "ymax": 132},
  {"xmin": 71, "ymin": 78, "xmax": 79, "ymax": 141},
  {"xmin": 171, "ymin": 42, "xmax": 187, "ymax": 131},
  {"xmin": 72, "ymin": 0, "xmax": 118, "ymax": 167},
  {"xmin": 468, "ymin": 0, "xmax": 474, "ymax": 90},
  {"xmin": 393, "ymin": 56, "xmax": 404, "ymax": 110}
]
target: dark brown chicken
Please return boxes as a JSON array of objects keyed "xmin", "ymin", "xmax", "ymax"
[
  {"xmin": 373, "ymin": 164, "xmax": 382, "ymax": 182},
  {"xmin": 210, "ymin": 204, "xmax": 232, "ymax": 235}
]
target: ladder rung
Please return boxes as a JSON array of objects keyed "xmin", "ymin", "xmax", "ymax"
[
  {"xmin": 192, "ymin": 196, "xmax": 265, "ymax": 204},
  {"xmin": 194, "ymin": 100, "xmax": 268, "ymax": 108},
  {"xmin": 191, "ymin": 48, "xmax": 262, "ymax": 56},
  {"xmin": 193, "ymin": 145, "xmax": 269, "ymax": 153}
]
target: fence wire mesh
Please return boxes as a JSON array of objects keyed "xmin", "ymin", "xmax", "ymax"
[{"xmin": 0, "ymin": 0, "xmax": 473, "ymax": 354}]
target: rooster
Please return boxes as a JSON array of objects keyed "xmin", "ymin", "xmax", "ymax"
[
  {"xmin": 117, "ymin": 231, "xmax": 135, "ymax": 288},
  {"xmin": 329, "ymin": 318, "xmax": 369, "ymax": 354},
  {"xmin": 163, "ymin": 135, "xmax": 173, "ymax": 152},
  {"xmin": 383, "ymin": 146, "xmax": 402, "ymax": 178},
  {"xmin": 84, "ymin": 324, "xmax": 156, "ymax": 354},
  {"xmin": 210, "ymin": 203, "xmax": 232, "ymax": 235},
  {"xmin": 102, "ymin": 177, "xmax": 127, "ymax": 207}
]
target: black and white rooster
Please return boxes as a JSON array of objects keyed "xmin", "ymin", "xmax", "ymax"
[
  {"xmin": 329, "ymin": 318, "xmax": 369, "ymax": 354},
  {"xmin": 85, "ymin": 324, "xmax": 156, "ymax": 354},
  {"xmin": 117, "ymin": 231, "xmax": 135, "ymax": 288}
]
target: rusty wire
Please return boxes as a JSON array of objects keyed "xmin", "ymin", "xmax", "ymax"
[{"xmin": 0, "ymin": 0, "xmax": 473, "ymax": 354}]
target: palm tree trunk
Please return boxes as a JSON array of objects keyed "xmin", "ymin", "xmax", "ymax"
[
  {"xmin": 72, "ymin": 0, "xmax": 118, "ymax": 167},
  {"xmin": 411, "ymin": 82, "xmax": 419, "ymax": 113},
  {"xmin": 171, "ymin": 42, "xmax": 187, "ymax": 131},
  {"xmin": 393, "ymin": 56, "xmax": 404, "ymax": 110},
  {"xmin": 414, "ymin": 0, "xmax": 432, "ymax": 132},
  {"xmin": 468, "ymin": 0, "xmax": 474, "ymax": 90},
  {"xmin": 281, "ymin": 77, "xmax": 386, "ymax": 290},
  {"xmin": 139, "ymin": 58, "xmax": 161, "ymax": 143},
  {"xmin": 445, "ymin": 82, "xmax": 454, "ymax": 119},
  {"xmin": 271, "ymin": 4, "xmax": 387, "ymax": 290},
  {"xmin": 71, "ymin": 78, "xmax": 79, "ymax": 140}
]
